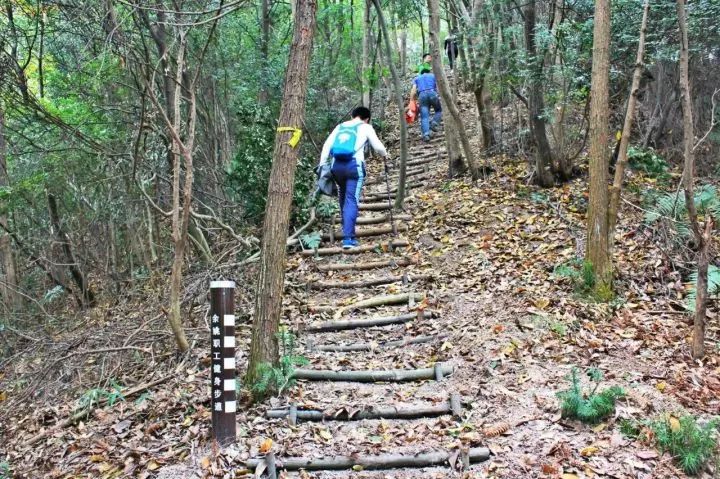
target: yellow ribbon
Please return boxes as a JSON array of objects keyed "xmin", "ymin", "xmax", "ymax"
[{"xmin": 277, "ymin": 126, "xmax": 303, "ymax": 148}]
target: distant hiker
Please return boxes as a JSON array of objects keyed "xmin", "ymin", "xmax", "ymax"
[
  {"xmin": 444, "ymin": 35, "xmax": 459, "ymax": 70},
  {"xmin": 319, "ymin": 107, "xmax": 388, "ymax": 249},
  {"xmin": 409, "ymin": 66, "xmax": 442, "ymax": 142},
  {"xmin": 417, "ymin": 53, "xmax": 432, "ymax": 74}
]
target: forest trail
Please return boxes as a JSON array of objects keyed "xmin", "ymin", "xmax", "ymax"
[{"xmin": 259, "ymin": 125, "xmax": 487, "ymax": 477}]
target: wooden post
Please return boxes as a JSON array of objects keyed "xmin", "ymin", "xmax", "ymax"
[{"xmin": 210, "ymin": 280, "xmax": 236, "ymax": 445}]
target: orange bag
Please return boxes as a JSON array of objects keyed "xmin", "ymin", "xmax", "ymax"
[{"xmin": 405, "ymin": 99, "xmax": 418, "ymax": 124}]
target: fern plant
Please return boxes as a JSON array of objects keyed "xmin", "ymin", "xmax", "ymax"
[
  {"xmin": 643, "ymin": 185, "xmax": 720, "ymax": 241},
  {"xmin": 685, "ymin": 265, "xmax": 720, "ymax": 312},
  {"xmin": 299, "ymin": 231, "xmax": 322, "ymax": 250},
  {"xmin": 250, "ymin": 328, "xmax": 308, "ymax": 397},
  {"xmin": 557, "ymin": 368, "xmax": 625, "ymax": 423}
]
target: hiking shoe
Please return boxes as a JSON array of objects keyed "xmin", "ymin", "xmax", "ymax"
[
  {"xmin": 422, "ymin": 134, "xmax": 430, "ymax": 143},
  {"xmin": 342, "ymin": 238, "xmax": 359, "ymax": 249},
  {"xmin": 430, "ymin": 122, "xmax": 440, "ymax": 132}
]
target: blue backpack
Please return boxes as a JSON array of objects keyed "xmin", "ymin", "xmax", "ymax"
[{"xmin": 330, "ymin": 123, "xmax": 360, "ymax": 162}]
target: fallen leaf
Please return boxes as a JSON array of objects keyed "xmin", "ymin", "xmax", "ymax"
[
  {"xmin": 259, "ymin": 438, "xmax": 273, "ymax": 453},
  {"xmin": 656, "ymin": 381, "xmax": 667, "ymax": 392},
  {"xmin": 669, "ymin": 416, "xmax": 681, "ymax": 432},
  {"xmin": 580, "ymin": 445, "xmax": 599, "ymax": 457},
  {"xmin": 318, "ymin": 429, "xmax": 333, "ymax": 441},
  {"xmin": 200, "ymin": 456, "xmax": 211, "ymax": 469},
  {"xmin": 636, "ymin": 450, "xmax": 659, "ymax": 460}
]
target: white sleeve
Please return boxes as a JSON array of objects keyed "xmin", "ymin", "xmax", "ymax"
[
  {"xmin": 363, "ymin": 125, "xmax": 387, "ymax": 157},
  {"xmin": 320, "ymin": 125, "xmax": 340, "ymax": 166}
]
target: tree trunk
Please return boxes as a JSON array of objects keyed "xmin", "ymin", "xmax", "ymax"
[
  {"xmin": 371, "ymin": 0, "xmax": 408, "ymax": 210},
  {"xmin": 585, "ymin": 0, "xmax": 612, "ymax": 295},
  {"xmin": 607, "ymin": 0, "xmax": 650, "ymax": 248},
  {"xmin": 166, "ymin": 30, "xmax": 193, "ymax": 354},
  {"xmin": 246, "ymin": 0, "xmax": 317, "ymax": 387},
  {"xmin": 676, "ymin": 0, "xmax": 707, "ymax": 359},
  {"xmin": 362, "ymin": 0, "xmax": 371, "ymax": 107},
  {"xmin": 47, "ymin": 193, "xmax": 95, "ymax": 307},
  {"xmin": 524, "ymin": 0, "xmax": 554, "ymax": 187},
  {"xmin": 400, "ymin": 30, "xmax": 407, "ymax": 78},
  {"xmin": 0, "ymin": 106, "xmax": 19, "ymax": 310},
  {"xmin": 258, "ymin": 0, "xmax": 271, "ymax": 104},
  {"xmin": 474, "ymin": 77, "xmax": 495, "ymax": 151},
  {"xmin": 428, "ymin": 0, "xmax": 480, "ymax": 180}
]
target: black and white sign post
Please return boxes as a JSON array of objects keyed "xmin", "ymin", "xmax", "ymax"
[{"xmin": 210, "ymin": 280, "xmax": 236, "ymax": 445}]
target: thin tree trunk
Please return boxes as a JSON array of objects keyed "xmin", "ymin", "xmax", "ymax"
[
  {"xmin": 0, "ymin": 106, "xmax": 19, "ymax": 310},
  {"xmin": 371, "ymin": 0, "xmax": 408, "ymax": 209},
  {"xmin": 676, "ymin": 0, "xmax": 707, "ymax": 359},
  {"xmin": 524, "ymin": 0, "xmax": 554, "ymax": 187},
  {"xmin": 428, "ymin": 0, "xmax": 480, "ymax": 180},
  {"xmin": 400, "ymin": 30, "xmax": 407, "ymax": 78},
  {"xmin": 607, "ymin": 0, "xmax": 650, "ymax": 247},
  {"xmin": 167, "ymin": 30, "xmax": 192, "ymax": 353},
  {"xmin": 585, "ymin": 0, "xmax": 612, "ymax": 294},
  {"xmin": 246, "ymin": 0, "xmax": 317, "ymax": 387},
  {"xmin": 259, "ymin": 0, "xmax": 271, "ymax": 104},
  {"xmin": 47, "ymin": 193, "xmax": 95, "ymax": 307},
  {"xmin": 474, "ymin": 75, "xmax": 495, "ymax": 150},
  {"xmin": 362, "ymin": 0, "xmax": 371, "ymax": 107}
]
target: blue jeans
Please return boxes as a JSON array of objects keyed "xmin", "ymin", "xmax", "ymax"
[
  {"xmin": 419, "ymin": 91, "xmax": 442, "ymax": 137},
  {"xmin": 331, "ymin": 158, "xmax": 365, "ymax": 240}
]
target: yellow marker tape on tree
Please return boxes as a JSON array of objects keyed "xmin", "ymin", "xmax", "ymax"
[{"xmin": 277, "ymin": 127, "xmax": 303, "ymax": 148}]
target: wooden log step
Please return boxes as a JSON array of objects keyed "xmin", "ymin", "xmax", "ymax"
[
  {"xmin": 301, "ymin": 240, "xmax": 409, "ymax": 256},
  {"xmin": 246, "ymin": 447, "xmax": 489, "ymax": 472},
  {"xmin": 308, "ymin": 273, "xmax": 433, "ymax": 290},
  {"xmin": 316, "ymin": 257, "xmax": 415, "ymax": 272},
  {"xmin": 359, "ymin": 202, "xmax": 391, "ymax": 211},
  {"xmin": 303, "ymin": 310, "xmax": 433, "ymax": 333},
  {"xmin": 292, "ymin": 363, "xmax": 453, "ymax": 382},
  {"xmin": 266, "ymin": 393, "xmax": 463, "ymax": 422},
  {"xmin": 364, "ymin": 167, "xmax": 427, "ymax": 186},
  {"xmin": 333, "ymin": 213, "xmax": 412, "ymax": 225},
  {"xmin": 320, "ymin": 224, "xmax": 408, "ymax": 241},
  {"xmin": 311, "ymin": 292, "xmax": 426, "ymax": 314},
  {"xmin": 312, "ymin": 332, "xmax": 448, "ymax": 352},
  {"xmin": 363, "ymin": 183, "xmax": 424, "ymax": 201}
]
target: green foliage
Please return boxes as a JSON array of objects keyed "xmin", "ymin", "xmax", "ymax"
[
  {"xmin": 643, "ymin": 185, "xmax": 720, "ymax": 240},
  {"xmin": 553, "ymin": 259, "xmax": 596, "ymax": 294},
  {"xmin": 685, "ymin": 265, "xmax": 720, "ymax": 312},
  {"xmin": 316, "ymin": 200, "xmax": 339, "ymax": 219},
  {"xmin": 550, "ymin": 321, "xmax": 567, "ymax": 337},
  {"xmin": 627, "ymin": 146, "xmax": 669, "ymax": 178},
  {"xmin": 557, "ymin": 367, "xmax": 625, "ymax": 423},
  {"xmin": 300, "ymin": 231, "xmax": 322, "ymax": 250},
  {"xmin": 250, "ymin": 328, "xmax": 308, "ymax": 398},
  {"xmin": 77, "ymin": 381, "xmax": 125, "ymax": 410},
  {"xmin": 0, "ymin": 461, "xmax": 10, "ymax": 479},
  {"xmin": 651, "ymin": 415, "xmax": 718, "ymax": 475}
]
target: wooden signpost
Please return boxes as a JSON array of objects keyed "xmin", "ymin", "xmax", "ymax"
[{"xmin": 209, "ymin": 280, "xmax": 236, "ymax": 445}]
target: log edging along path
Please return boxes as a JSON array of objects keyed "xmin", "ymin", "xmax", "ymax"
[{"xmin": 247, "ymin": 124, "xmax": 485, "ymax": 475}]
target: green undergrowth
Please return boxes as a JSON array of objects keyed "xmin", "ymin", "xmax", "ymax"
[
  {"xmin": 250, "ymin": 328, "xmax": 308, "ymax": 398},
  {"xmin": 621, "ymin": 415, "xmax": 719, "ymax": 475},
  {"xmin": 557, "ymin": 367, "xmax": 625, "ymax": 423}
]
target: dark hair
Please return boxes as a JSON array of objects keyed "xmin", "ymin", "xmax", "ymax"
[
  {"xmin": 351, "ymin": 106, "xmax": 371, "ymax": 121},
  {"xmin": 422, "ymin": 53, "xmax": 431, "ymax": 58}
]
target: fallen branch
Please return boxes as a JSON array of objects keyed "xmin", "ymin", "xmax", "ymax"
[
  {"xmin": 308, "ymin": 273, "xmax": 433, "ymax": 289},
  {"xmin": 304, "ymin": 310, "xmax": 433, "ymax": 333},
  {"xmin": 302, "ymin": 240, "xmax": 409, "ymax": 256},
  {"xmin": 23, "ymin": 375, "xmax": 171, "ymax": 447},
  {"xmin": 267, "ymin": 393, "xmax": 463, "ymax": 421},
  {"xmin": 292, "ymin": 363, "xmax": 453, "ymax": 382},
  {"xmin": 320, "ymin": 224, "xmax": 408, "ymax": 241},
  {"xmin": 312, "ymin": 332, "xmax": 446, "ymax": 351},
  {"xmin": 316, "ymin": 257, "xmax": 415, "ymax": 272},
  {"xmin": 245, "ymin": 447, "xmax": 489, "ymax": 471}
]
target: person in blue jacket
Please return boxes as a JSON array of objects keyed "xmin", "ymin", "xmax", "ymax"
[
  {"xmin": 409, "ymin": 66, "xmax": 442, "ymax": 142},
  {"xmin": 318, "ymin": 107, "xmax": 388, "ymax": 249}
]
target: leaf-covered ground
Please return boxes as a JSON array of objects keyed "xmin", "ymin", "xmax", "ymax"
[{"xmin": 1, "ymin": 95, "xmax": 719, "ymax": 479}]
